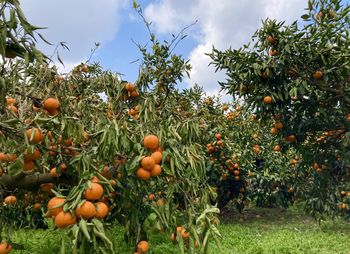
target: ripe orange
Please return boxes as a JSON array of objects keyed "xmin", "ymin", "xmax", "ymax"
[
  {"xmin": 312, "ymin": 70, "xmax": 323, "ymax": 80},
  {"xmin": 216, "ymin": 133, "xmax": 222, "ymax": 140},
  {"xmin": 273, "ymin": 145, "xmax": 281, "ymax": 152},
  {"xmin": 263, "ymin": 96, "xmax": 273, "ymax": 104},
  {"xmin": 23, "ymin": 160, "xmax": 35, "ymax": 171},
  {"xmin": 286, "ymin": 135, "xmax": 297, "ymax": 142},
  {"xmin": 150, "ymin": 164, "xmax": 162, "ymax": 177},
  {"xmin": 270, "ymin": 127, "xmax": 278, "ymax": 135},
  {"xmin": 47, "ymin": 197, "xmax": 65, "ymax": 216},
  {"xmin": 269, "ymin": 49, "xmax": 278, "ymax": 56},
  {"xmin": 43, "ymin": 98, "xmax": 60, "ymax": 114},
  {"xmin": 141, "ymin": 157, "xmax": 156, "ymax": 171},
  {"xmin": 55, "ymin": 211, "xmax": 77, "ymax": 228},
  {"xmin": 137, "ymin": 241, "xmax": 149, "ymax": 253},
  {"xmin": 143, "ymin": 135, "xmax": 159, "ymax": 150},
  {"xmin": 181, "ymin": 230, "xmax": 190, "ymax": 239},
  {"xmin": 75, "ymin": 201, "xmax": 96, "ymax": 219},
  {"xmin": 26, "ymin": 128, "xmax": 44, "ymax": 144},
  {"xmin": 7, "ymin": 105, "xmax": 18, "ymax": 114},
  {"xmin": 95, "ymin": 202, "xmax": 109, "ymax": 219},
  {"xmin": 33, "ymin": 203, "xmax": 42, "ymax": 211},
  {"xmin": 125, "ymin": 82, "xmax": 135, "ymax": 92},
  {"xmin": 217, "ymin": 140, "xmax": 223, "ymax": 146},
  {"xmin": 24, "ymin": 149, "xmax": 41, "ymax": 160},
  {"xmin": 50, "ymin": 167, "xmax": 58, "ymax": 177},
  {"xmin": 4, "ymin": 195, "xmax": 16, "ymax": 205},
  {"xmin": 84, "ymin": 182, "xmax": 104, "ymax": 201},
  {"xmin": 267, "ymin": 35, "xmax": 276, "ymax": 44},
  {"xmin": 148, "ymin": 194, "xmax": 155, "ymax": 200},
  {"xmin": 0, "ymin": 242, "xmax": 12, "ymax": 254},
  {"xmin": 151, "ymin": 151, "xmax": 163, "ymax": 164},
  {"xmin": 233, "ymin": 170, "xmax": 240, "ymax": 176},
  {"xmin": 275, "ymin": 122, "xmax": 283, "ymax": 129},
  {"xmin": 136, "ymin": 168, "xmax": 151, "ymax": 180},
  {"xmin": 6, "ymin": 97, "xmax": 15, "ymax": 105}
]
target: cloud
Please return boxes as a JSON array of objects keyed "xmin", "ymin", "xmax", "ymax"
[
  {"xmin": 20, "ymin": 0, "xmax": 128, "ymax": 71},
  {"xmin": 144, "ymin": 0, "xmax": 306, "ymax": 99}
]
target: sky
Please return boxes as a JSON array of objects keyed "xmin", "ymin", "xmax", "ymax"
[{"xmin": 20, "ymin": 0, "xmax": 350, "ymax": 98}]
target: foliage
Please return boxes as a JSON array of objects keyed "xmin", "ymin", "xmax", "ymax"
[{"xmin": 210, "ymin": 0, "xmax": 350, "ymax": 221}]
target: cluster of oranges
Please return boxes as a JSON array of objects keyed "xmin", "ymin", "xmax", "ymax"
[
  {"xmin": 270, "ymin": 121, "xmax": 283, "ymax": 135},
  {"xmin": 339, "ymin": 191, "xmax": 350, "ymax": 210},
  {"xmin": 128, "ymin": 105, "xmax": 141, "ymax": 120},
  {"xmin": 136, "ymin": 135, "xmax": 163, "ymax": 180},
  {"xmin": 6, "ymin": 97, "xmax": 17, "ymax": 114},
  {"xmin": 124, "ymin": 82, "xmax": 139, "ymax": 100},
  {"xmin": 206, "ymin": 133, "xmax": 223, "ymax": 154},
  {"xmin": 46, "ymin": 177, "xmax": 110, "ymax": 229}
]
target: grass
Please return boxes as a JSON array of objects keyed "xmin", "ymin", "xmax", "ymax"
[{"xmin": 9, "ymin": 206, "xmax": 350, "ymax": 254}]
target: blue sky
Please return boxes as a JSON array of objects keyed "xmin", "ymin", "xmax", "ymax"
[{"xmin": 21, "ymin": 0, "xmax": 350, "ymax": 96}]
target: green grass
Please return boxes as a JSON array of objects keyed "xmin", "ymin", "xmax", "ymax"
[{"xmin": 8, "ymin": 206, "xmax": 350, "ymax": 254}]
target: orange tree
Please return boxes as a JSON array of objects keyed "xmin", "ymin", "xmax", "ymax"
[
  {"xmin": 191, "ymin": 97, "xmax": 300, "ymax": 212},
  {"xmin": 0, "ymin": 1, "xmax": 221, "ymax": 253},
  {"xmin": 210, "ymin": 0, "xmax": 350, "ymax": 221}
]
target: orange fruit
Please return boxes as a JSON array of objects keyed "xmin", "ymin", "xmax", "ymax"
[
  {"xmin": 95, "ymin": 202, "xmax": 108, "ymax": 219},
  {"xmin": 270, "ymin": 127, "xmax": 278, "ymax": 135},
  {"xmin": 151, "ymin": 151, "xmax": 162, "ymax": 164},
  {"xmin": 143, "ymin": 135, "xmax": 159, "ymax": 150},
  {"xmin": 84, "ymin": 182, "xmax": 104, "ymax": 201},
  {"xmin": 43, "ymin": 98, "xmax": 60, "ymax": 113},
  {"xmin": 4, "ymin": 195, "xmax": 16, "ymax": 205},
  {"xmin": 0, "ymin": 242, "xmax": 12, "ymax": 254},
  {"xmin": 23, "ymin": 160, "xmax": 35, "ymax": 171},
  {"xmin": 263, "ymin": 96, "xmax": 273, "ymax": 104},
  {"xmin": 125, "ymin": 82, "xmax": 135, "ymax": 92},
  {"xmin": 286, "ymin": 135, "xmax": 297, "ymax": 142},
  {"xmin": 181, "ymin": 230, "xmax": 190, "ymax": 239},
  {"xmin": 136, "ymin": 168, "xmax": 151, "ymax": 180},
  {"xmin": 47, "ymin": 197, "xmax": 65, "ymax": 216},
  {"xmin": 312, "ymin": 70, "xmax": 323, "ymax": 80},
  {"xmin": 24, "ymin": 149, "xmax": 41, "ymax": 161},
  {"xmin": 141, "ymin": 157, "xmax": 156, "ymax": 171},
  {"xmin": 6, "ymin": 97, "xmax": 15, "ymax": 105},
  {"xmin": 50, "ymin": 167, "xmax": 58, "ymax": 177},
  {"xmin": 75, "ymin": 201, "xmax": 96, "ymax": 219},
  {"xmin": 150, "ymin": 165, "xmax": 162, "ymax": 177},
  {"xmin": 274, "ymin": 122, "xmax": 283, "ymax": 129},
  {"xmin": 137, "ymin": 241, "xmax": 149, "ymax": 253},
  {"xmin": 269, "ymin": 49, "xmax": 278, "ymax": 56},
  {"xmin": 148, "ymin": 194, "xmax": 155, "ymax": 200},
  {"xmin": 267, "ymin": 35, "xmax": 276, "ymax": 44},
  {"xmin": 7, "ymin": 105, "xmax": 18, "ymax": 114},
  {"xmin": 233, "ymin": 170, "xmax": 240, "ymax": 176},
  {"xmin": 54, "ymin": 211, "xmax": 77, "ymax": 228},
  {"xmin": 216, "ymin": 133, "xmax": 222, "ymax": 140},
  {"xmin": 26, "ymin": 128, "xmax": 44, "ymax": 144},
  {"xmin": 33, "ymin": 203, "xmax": 42, "ymax": 211},
  {"xmin": 273, "ymin": 145, "xmax": 281, "ymax": 152}
]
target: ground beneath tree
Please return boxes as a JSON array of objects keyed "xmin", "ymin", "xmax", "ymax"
[{"xmin": 10, "ymin": 205, "xmax": 350, "ymax": 253}]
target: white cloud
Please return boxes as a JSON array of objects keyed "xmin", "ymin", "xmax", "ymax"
[
  {"xmin": 20, "ymin": 0, "xmax": 128, "ymax": 71},
  {"xmin": 144, "ymin": 0, "xmax": 306, "ymax": 99}
]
